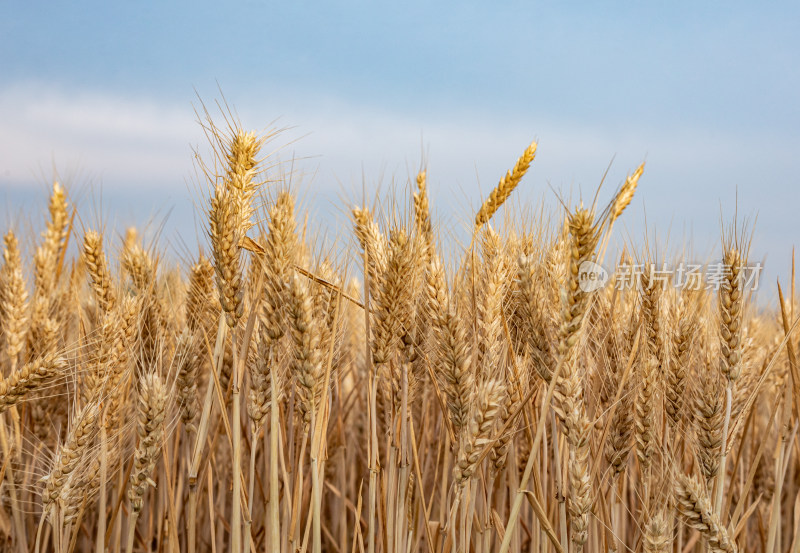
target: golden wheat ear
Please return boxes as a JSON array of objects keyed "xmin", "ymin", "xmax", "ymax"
[
  {"xmin": 83, "ymin": 230, "xmax": 116, "ymax": 315},
  {"xmin": 125, "ymin": 372, "xmax": 168, "ymax": 553},
  {"xmin": 0, "ymin": 355, "xmax": 67, "ymax": 412},
  {"xmin": 287, "ymin": 272, "xmax": 324, "ymax": 426},
  {"xmin": 259, "ymin": 191, "xmax": 298, "ymax": 345},
  {"xmin": 209, "ymin": 184, "xmax": 245, "ymax": 328},
  {"xmin": 674, "ymin": 473, "xmax": 738, "ymax": 552},
  {"xmin": 41, "ymin": 402, "xmax": 100, "ymax": 520},
  {"xmin": 175, "ymin": 328, "xmax": 201, "ymax": 434},
  {"xmin": 475, "ymin": 141, "xmax": 537, "ymax": 230},
  {"xmin": 1, "ymin": 230, "xmax": 29, "ymax": 367},
  {"xmin": 453, "ymin": 379, "xmax": 504, "ymax": 484},
  {"xmin": 610, "ymin": 163, "xmax": 645, "ymax": 225},
  {"xmin": 413, "ymin": 169, "xmax": 431, "ymax": 234},
  {"xmin": 719, "ymin": 247, "xmax": 745, "ymax": 383}
]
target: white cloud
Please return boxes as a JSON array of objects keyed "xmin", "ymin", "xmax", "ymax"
[
  {"xmin": 0, "ymin": 84, "xmax": 200, "ymax": 187},
  {"xmin": 1, "ymin": 83, "xmax": 796, "ymax": 202}
]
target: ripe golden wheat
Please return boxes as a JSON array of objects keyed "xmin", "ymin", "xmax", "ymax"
[{"xmin": 0, "ymin": 114, "xmax": 795, "ymax": 553}]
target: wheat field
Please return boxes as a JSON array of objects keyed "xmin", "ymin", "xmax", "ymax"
[{"xmin": 0, "ymin": 114, "xmax": 796, "ymax": 553}]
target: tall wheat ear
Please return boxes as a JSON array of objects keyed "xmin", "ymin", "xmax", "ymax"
[
  {"xmin": 209, "ymin": 183, "xmax": 245, "ymax": 328},
  {"xmin": 29, "ymin": 182, "xmax": 69, "ymax": 351},
  {"xmin": 475, "ymin": 141, "xmax": 537, "ymax": 229},
  {"xmin": 175, "ymin": 329, "xmax": 201, "ymax": 434},
  {"xmin": 427, "ymin": 256, "xmax": 473, "ymax": 438},
  {"xmin": 1, "ymin": 230, "xmax": 29, "ymax": 366},
  {"xmin": 287, "ymin": 273, "xmax": 324, "ymax": 426},
  {"xmin": 719, "ymin": 247, "xmax": 745, "ymax": 382},
  {"xmin": 555, "ymin": 206, "xmax": 600, "ymax": 553},
  {"xmin": 83, "ymin": 230, "xmax": 116, "ymax": 314},
  {"xmin": 695, "ymin": 362, "xmax": 725, "ymax": 483},
  {"xmin": 248, "ymin": 192, "xmax": 296, "ymax": 431},
  {"xmin": 666, "ymin": 289, "xmax": 697, "ymax": 427},
  {"xmin": 125, "ymin": 372, "xmax": 168, "ymax": 553}
]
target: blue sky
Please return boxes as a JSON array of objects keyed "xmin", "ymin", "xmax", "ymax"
[{"xmin": 1, "ymin": 1, "xmax": 799, "ymax": 298}]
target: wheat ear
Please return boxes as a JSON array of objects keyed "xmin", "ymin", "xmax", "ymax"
[
  {"xmin": 287, "ymin": 273, "xmax": 324, "ymax": 425},
  {"xmin": 258, "ymin": 191, "xmax": 297, "ymax": 345},
  {"xmin": 475, "ymin": 141, "xmax": 537, "ymax": 229},
  {"xmin": 557, "ymin": 208, "xmax": 599, "ymax": 357},
  {"xmin": 719, "ymin": 248, "xmax": 744, "ymax": 382},
  {"xmin": 128, "ymin": 373, "xmax": 168, "ymax": 512},
  {"xmin": 1, "ymin": 231, "xmax": 29, "ymax": 367},
  {"xmin": 209, "ymin": 183, "xmax": 244, "ymax": 328},
  {"xmin": 413, "ymin": 170, "xmax": 433, "ymax": 254},
  {"xmin": 674, "ymin": 473, "xmax": 737, "ymax": 552},
  {"xmin": 453, "ymin": 379, "xmax": 504, "ymax": 484},
  {"xmin": 30, "ymin": 182, "xmax": 69, "ymax": 342},
  {"xmin": 370, "ymin": 228, "xmax": 417, "ymax": 367},
  {"xmin": 666, "ymin": 291, "xmax": 694, "ymax": 427},
  {"xmin": 41, "ymin": 403, "xmax": 100, "ymax": 520},
  {"xmin": 635, "ymin": 355, "xmax": 658, "ymax": 474},
  {"xmin": 643, "ymin": 509, "xmax": 670, "ymax": 553},
  {"xmin": 352, "ymin": 206, "xmax": 389, "ymax": 311},
  {"xmin": 696, "ymin": 366, "xmax": 725, "ymax": 482},
  {"xmin": 224, "ymin": 128, "xmax": 264, "ymax": 236},
  {"xmin": 517, "ymin": 252, "xmax": 556, "ymax": 383},
  {"xmin": 475, "ymin": 228, "xmax": 506, "ymax": 375},
  {"xmin": 186, "ymin": 254, "xmax": 217, "ymax": 333},
  {"xmin": 428, "ymin": 257, "xmax": 473, "ymax": 437},
  {"xmin": 0, "ymin": 355, "xmax": 66, "ymax": 412},
  {"xmin": 126, "ymin": 373, "xmax": 168, "ymax": 553},
  {"xmin": 83, "ymin": 230, "xmax": 116, "ymax": 314},
  {"xmin": 175, "ymin": 329, "xmax": 201, "ymax": 434},
  {"xmin": 610, "ymin": 163, "xmax": 645, "ymax": 224}
]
